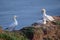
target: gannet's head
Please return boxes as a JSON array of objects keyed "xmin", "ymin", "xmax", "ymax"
[
  {"xmin": 14, "ymin": 15, "xmax": 17, "ymax": 18},
  {"xmin": 41, "ymin": 8, "xmax": 46, "ymax": 13}
]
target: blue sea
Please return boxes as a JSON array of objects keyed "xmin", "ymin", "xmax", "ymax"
[{"xmin": 0, "ymin": 0, "xmax": 60, "ymax": 30}]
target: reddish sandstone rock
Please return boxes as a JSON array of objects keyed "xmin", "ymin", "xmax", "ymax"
[{"xmin": 32, "ymin": 16, "xmax": 60, "ymax": 40}]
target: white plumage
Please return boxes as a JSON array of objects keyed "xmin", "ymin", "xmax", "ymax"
[
  {"xmin": 36, "ymin": 8, "xmax": 54, "ymax": 24},
  {"xmin": 36, "ymin": 19, "xmax": 46, "ymax": 24},
  {"xmin": 5, "ymin": 15, "xmax": 18, "ymax": 31},
  {"xmin": 42, "ymin": 8, "xmax": 54, "ymax": 21}
]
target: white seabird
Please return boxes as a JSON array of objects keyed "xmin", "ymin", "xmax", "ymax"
[
  {"xmin": 5, "ymin": 15, "xmax": 18, "ymax": 31},
  {"xmin": 42, "ymin": 8, "xmax": 54, "ymax": 23},
  {"xmin": 36, "ymin": 8, "xmax": 54, "ymax": 24}
]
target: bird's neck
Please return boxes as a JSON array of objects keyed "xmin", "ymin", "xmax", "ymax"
[
  {"xmin": 14, "ymin": 17, "xmax": 18, "ymax": 25},
  {"xmin": 14, "ymin": 18, "xmax": 17, "ymax": 22},
  {"xmin": 43, "ymin": 12, "xmax": 46, "ymax": 15},
  {"xmin": 43, "ymin": 12, "xmax": 47, "ymax": 24}
]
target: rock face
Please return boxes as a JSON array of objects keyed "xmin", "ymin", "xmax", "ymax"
[
  {"xmin": 32, "ymin": 16, "xmax": 60, "ymax": 40},
  {"xmin": 32, "ymin": 28, "xmax": 43, "ymax": 40},
  {"xmin": 0, "ymin": 26, "xmax": 4, "ymax": 33}
]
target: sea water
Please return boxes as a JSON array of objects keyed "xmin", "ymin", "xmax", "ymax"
[{"xmin": 0, "ymin": 0, "xmax": 60, "ymax": 30}]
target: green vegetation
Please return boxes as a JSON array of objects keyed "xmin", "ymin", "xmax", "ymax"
[
  {"xmin": 20, "ymin": 27, "xmax": 35, "ymax": 40},
  {"xmin": 0, "ymin": 32, "xmax": 29, "ymax": 40},
  {"xmin": 55, "ymin": 21, "xmax": 60, "ymax": 25},
  {"xmin": 0, "ymin": 27, "xmax": 30, "ymax": 40},
  {"xmin": 0, "ymin": 26, "xmax": 35, "ymax": 40},
  {"xmin": 0, "ymin": 33, "xmax": 15, "ymax": 40}
]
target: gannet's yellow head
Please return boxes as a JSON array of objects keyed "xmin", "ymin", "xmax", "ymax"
[
  {"xmin": 14, "ymin": 15, "xmax": 17, "ymax": 18},
  {"xmin": 41, "ymin": 8, "xmax": 46, "ymax": 13}
]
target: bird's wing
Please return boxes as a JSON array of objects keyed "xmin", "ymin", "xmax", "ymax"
[
  {"xmin": 9, "ymin": 22, "xmax": 15, "ymax": 27},
  {"xmin": 5, "ymin": 22, "xmax": 16, "ymax": 31},
  {"xmin": 45, "ymin": 15, "xmax": 54, "ymax": 21}
]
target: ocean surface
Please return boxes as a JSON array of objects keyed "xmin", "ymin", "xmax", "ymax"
[{"xmin": 0, "ymin": 0, "xmax": 60, "ymax": 30}]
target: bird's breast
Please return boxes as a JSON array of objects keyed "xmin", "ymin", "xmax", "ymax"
[{"xmin": 14, "ymin": 21, "xmax": 18, "ymax": 25}]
